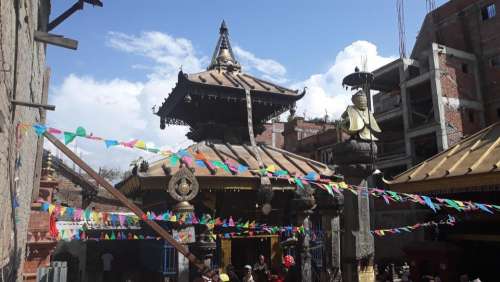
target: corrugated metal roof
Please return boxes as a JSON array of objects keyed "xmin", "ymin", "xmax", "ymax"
[{"xmin": 385, "ymin": 122, "xmax": 500, "ymax": 192}]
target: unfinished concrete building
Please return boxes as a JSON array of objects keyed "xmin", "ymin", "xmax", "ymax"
[
  {"xmin": 373, "ymin": 0, "xmax": 499, "ymax": 179},
  {"xmin": 371, "ymin": 0, "xmax": 500, "ymax": 265}
]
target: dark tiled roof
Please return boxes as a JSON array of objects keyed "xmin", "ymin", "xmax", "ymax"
[{"xmin": 186, "ymin": 69, "xmax": 300, "ymax": 97}]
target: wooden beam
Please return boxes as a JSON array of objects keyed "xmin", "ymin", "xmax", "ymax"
[
  {"xmin": 425, "ymin": 143, "xmax": 461, "ymax": 178},
  {"xmin": 32, "ymin": 68, "xmax": 51, "ymax": 201},
  {"xmin": 468, "ymin": 137, "xmax": 500, "ymax": 173},
  {"xmin": 34, "ymin": 31, "xmax": 78, "ymax": 50},
  {"xmin": 43, "ymin": 132, "xmax": 214, "ymax": 277},
  {"xmin": 446, "ymin": 139, "xmax": 482, "ymax": 175},
  {"xmin": 11, "ymin": 99, "xmax": 55, "ymax": 111},
  {"xmin": 47, "ymin": 1, "xmax": 84, "ymax": 31}
]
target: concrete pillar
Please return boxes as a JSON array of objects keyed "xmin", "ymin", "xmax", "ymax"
[
  {"xmin": 399, "ymin": 62, "xmax": 412, "ymax": 165},
  {"xmin": 430, "ymin": 43, "xmax": 448, "ymax": 151}
]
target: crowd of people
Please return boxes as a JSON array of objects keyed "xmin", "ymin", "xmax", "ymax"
[{"xmin": 195, "ymin": 254, "xmax": 300, "ymax": 282}]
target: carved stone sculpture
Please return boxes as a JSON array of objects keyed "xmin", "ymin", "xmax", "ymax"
[{"xmin": 341, "ymin": 90, "xmax": 381, "ymax": 141}]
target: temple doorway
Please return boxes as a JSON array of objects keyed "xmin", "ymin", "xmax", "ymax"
[{"xmin": 231, "ymin": 237, "xmax": 271, "ymax": 276}]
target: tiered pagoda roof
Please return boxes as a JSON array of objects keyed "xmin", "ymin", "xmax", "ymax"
[
  {"xmin": 156, "ymin": 21, "xmax": 304, "ymax": 142},
  {"xmin": 117, "ymin": 22, "xmax": 335, "ymax": 196}
]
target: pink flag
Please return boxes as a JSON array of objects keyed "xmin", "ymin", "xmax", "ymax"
[
  {"xmin": 119, "ymin": 215, "xmax": 125, "ymax": 226},
  {"xmin": 121, "ymin": 140, "xmax": 138, "ymax": 148},
  {"xmin": 48, "ymin": 127, "xmax": 62, "ymax": 135}
]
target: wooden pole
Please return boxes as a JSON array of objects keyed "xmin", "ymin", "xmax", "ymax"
[{"xmin": 43, "ymin": 132, "xmax": 214, "ymax": 277}]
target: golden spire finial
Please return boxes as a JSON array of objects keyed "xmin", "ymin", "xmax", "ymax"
[
  {"xmin": 208, "ymin": 20, "xmax": 241, "ymax": 71},
  {"xmin": 42, "ymin": 151, "xmax": 55, "ymax": 181}
]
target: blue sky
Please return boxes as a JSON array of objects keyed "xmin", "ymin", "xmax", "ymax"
[
  {"xmin": 45, "ymin": 0, "xmax": 447, "ymax": 169},
  {"xmin": 48, "ymin": 0, "xmax": 444, "ymax": 84}
]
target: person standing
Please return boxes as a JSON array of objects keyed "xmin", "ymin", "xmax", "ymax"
[
  {"xmin": 226, "ymin": 265, "xmax": 241, "ymax": 282},
  {"xmin": 243, "ymin": 265, "xmax": 255, "ymax": 282},
  {"xmin": 253, "ymin": 255, "xmax": 269, "ymax": 282},
  {"xmin": 101, "ymin": 251, "xmax": 114, "ymax": 282},
  {"xmin": 283, "ymin": 255, "xmax": 298, "ymax": 282}
]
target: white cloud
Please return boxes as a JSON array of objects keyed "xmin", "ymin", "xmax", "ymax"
[
  {"xmin": 233, "ymin": 46, "xmax": 287, "ymax": 83},
  {"xmin": 107, "ymin": 31, "xmax": 205, "ymax": 74},
  {"xmin": 48, "ymin": 32, "xmax": 394, "ymax": 172},
  {"xmin": 47, "ymin": 31, "xmax": 204, "ymax": 171},
  {"xmin": 293, "ymin": 40, "xmax": 397, "ymax": 120}
]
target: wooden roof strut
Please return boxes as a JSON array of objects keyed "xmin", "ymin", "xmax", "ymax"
[{"xmin": 43, "ymin": 132, "xmax": 214, "ymax": 278}]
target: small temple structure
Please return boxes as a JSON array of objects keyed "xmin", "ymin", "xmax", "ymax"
[{"xmin": 117, "ymin": 21, "xmax": 344, "ymax": 281}]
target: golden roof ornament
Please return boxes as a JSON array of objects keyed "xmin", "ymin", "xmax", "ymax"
[
  {"xmin": 42, "ymin": 152, "xmax": 56, "ymax": 181},
  {"xmin": 208, "ymin": 20, "xmax": 241, "ymax": 71}
]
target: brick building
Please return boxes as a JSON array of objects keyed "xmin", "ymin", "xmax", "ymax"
[
  {"xmin": 272, "ymin": 0, "xmax": 500, "ymax": 267},
  {"xmin": 283, "ymin": 117, "xmax": 339, "ymax": 162},
  {"xmin": 0, "ymin": 1, "xmax": 51, "ymax": 280},
  {"xmin": 255, "ymin": 121, "xmax": 285, "ymax": 148},
  {"xmin": 371, "ymin": 0, "xmax": 500, "ymax": 264},
  {"xmin": 373, "ymin": 0, "xmax": 500, "ymax": 179},
  {"xmin": 256, "ymin": 117, "xmax": 342, "ymax": 164}
]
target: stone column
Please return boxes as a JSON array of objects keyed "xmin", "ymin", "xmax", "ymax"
[
  {"xmin": 298, "ymin": 211, "xmax": 313, "ymax": 281},
  {"xmin": 317, "ymin": 185, "xmax": 343, "ymax": 282},
  {"xmin": 333, "ymin": 140, "xmax": 376, "ymax": 282},
  {"xmin": 291, "ymin": 184, "xmax": 316, "ymax": 281}
]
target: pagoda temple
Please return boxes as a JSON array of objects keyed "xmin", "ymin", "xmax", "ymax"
[{"xmin": 118, "ymin": 21, "xmax": 343, "ymax": 281}]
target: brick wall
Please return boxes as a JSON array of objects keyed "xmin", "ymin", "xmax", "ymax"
[
  {"xmin": 255, "ymin": 122, "xmax": 284, "ymax": 148},
  {"xmin": 413, "ymin": 0, "xmax": 500, "ymax": 124},
  {"xmin": 283, "ymin": 117, "xmax": 336, "ymax": 152},
  {"xmin": 0, "ymin": 0, "xmax": 49, "ymax": 280},
  {"xmin": 439, "ymin": 52, "xmax": 483, "ymax": 145}
]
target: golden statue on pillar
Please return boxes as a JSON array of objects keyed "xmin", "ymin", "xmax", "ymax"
[{"xmin": 341, "ymin": 90, "xmax": 381, "ymax": 141}]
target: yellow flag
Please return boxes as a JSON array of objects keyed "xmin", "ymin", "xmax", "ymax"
[
  {"xmin": 170, "ymin": 214, "xmax": 177, "ymax": 222},
  {"xmin": 92, "ymin": 211, "xmax": 100, "ymax": 223},
  {"xmin": 266, "ymin": 165, "xmax": 277, "ymax": 173},
  {"xmin": 135, "ymin": 140, "xmax": 147, "ymax": 150},
  {"xmin": 339, "ymin": 182, "xmax": 348, "ymax": 189},
  {"xmin": 48, "ymin": 204, "xmax": 55, "ymax": 215}
]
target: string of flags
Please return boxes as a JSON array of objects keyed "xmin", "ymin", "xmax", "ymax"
[
  {"xmin": 21, "ymin": 122, "xmax": 335, "ymax": 184},
  {"xmin": 23, "ymin": 122, "xmax": 500, "ymax": 241},
  {"xmin": 56, "ymin": 229, "xmax": 163, "ymax": 242},
  {"xmin": 42, "ymin": 199, "xmax": 459, "ymax": 241},
  {"xmin": 371, "ymin": 215, "xmax": 456, "ymax": 237},
  {"xmin": 22, "ymin": 123, "xmax": 174, "ymax": 156},
  {"xmin": 310, "ymin": 180, "xmax": 500, "ymax": 215},
  {"xmin": 39, "ymin": 200, "xmax": 312, "ymax": 241}
]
